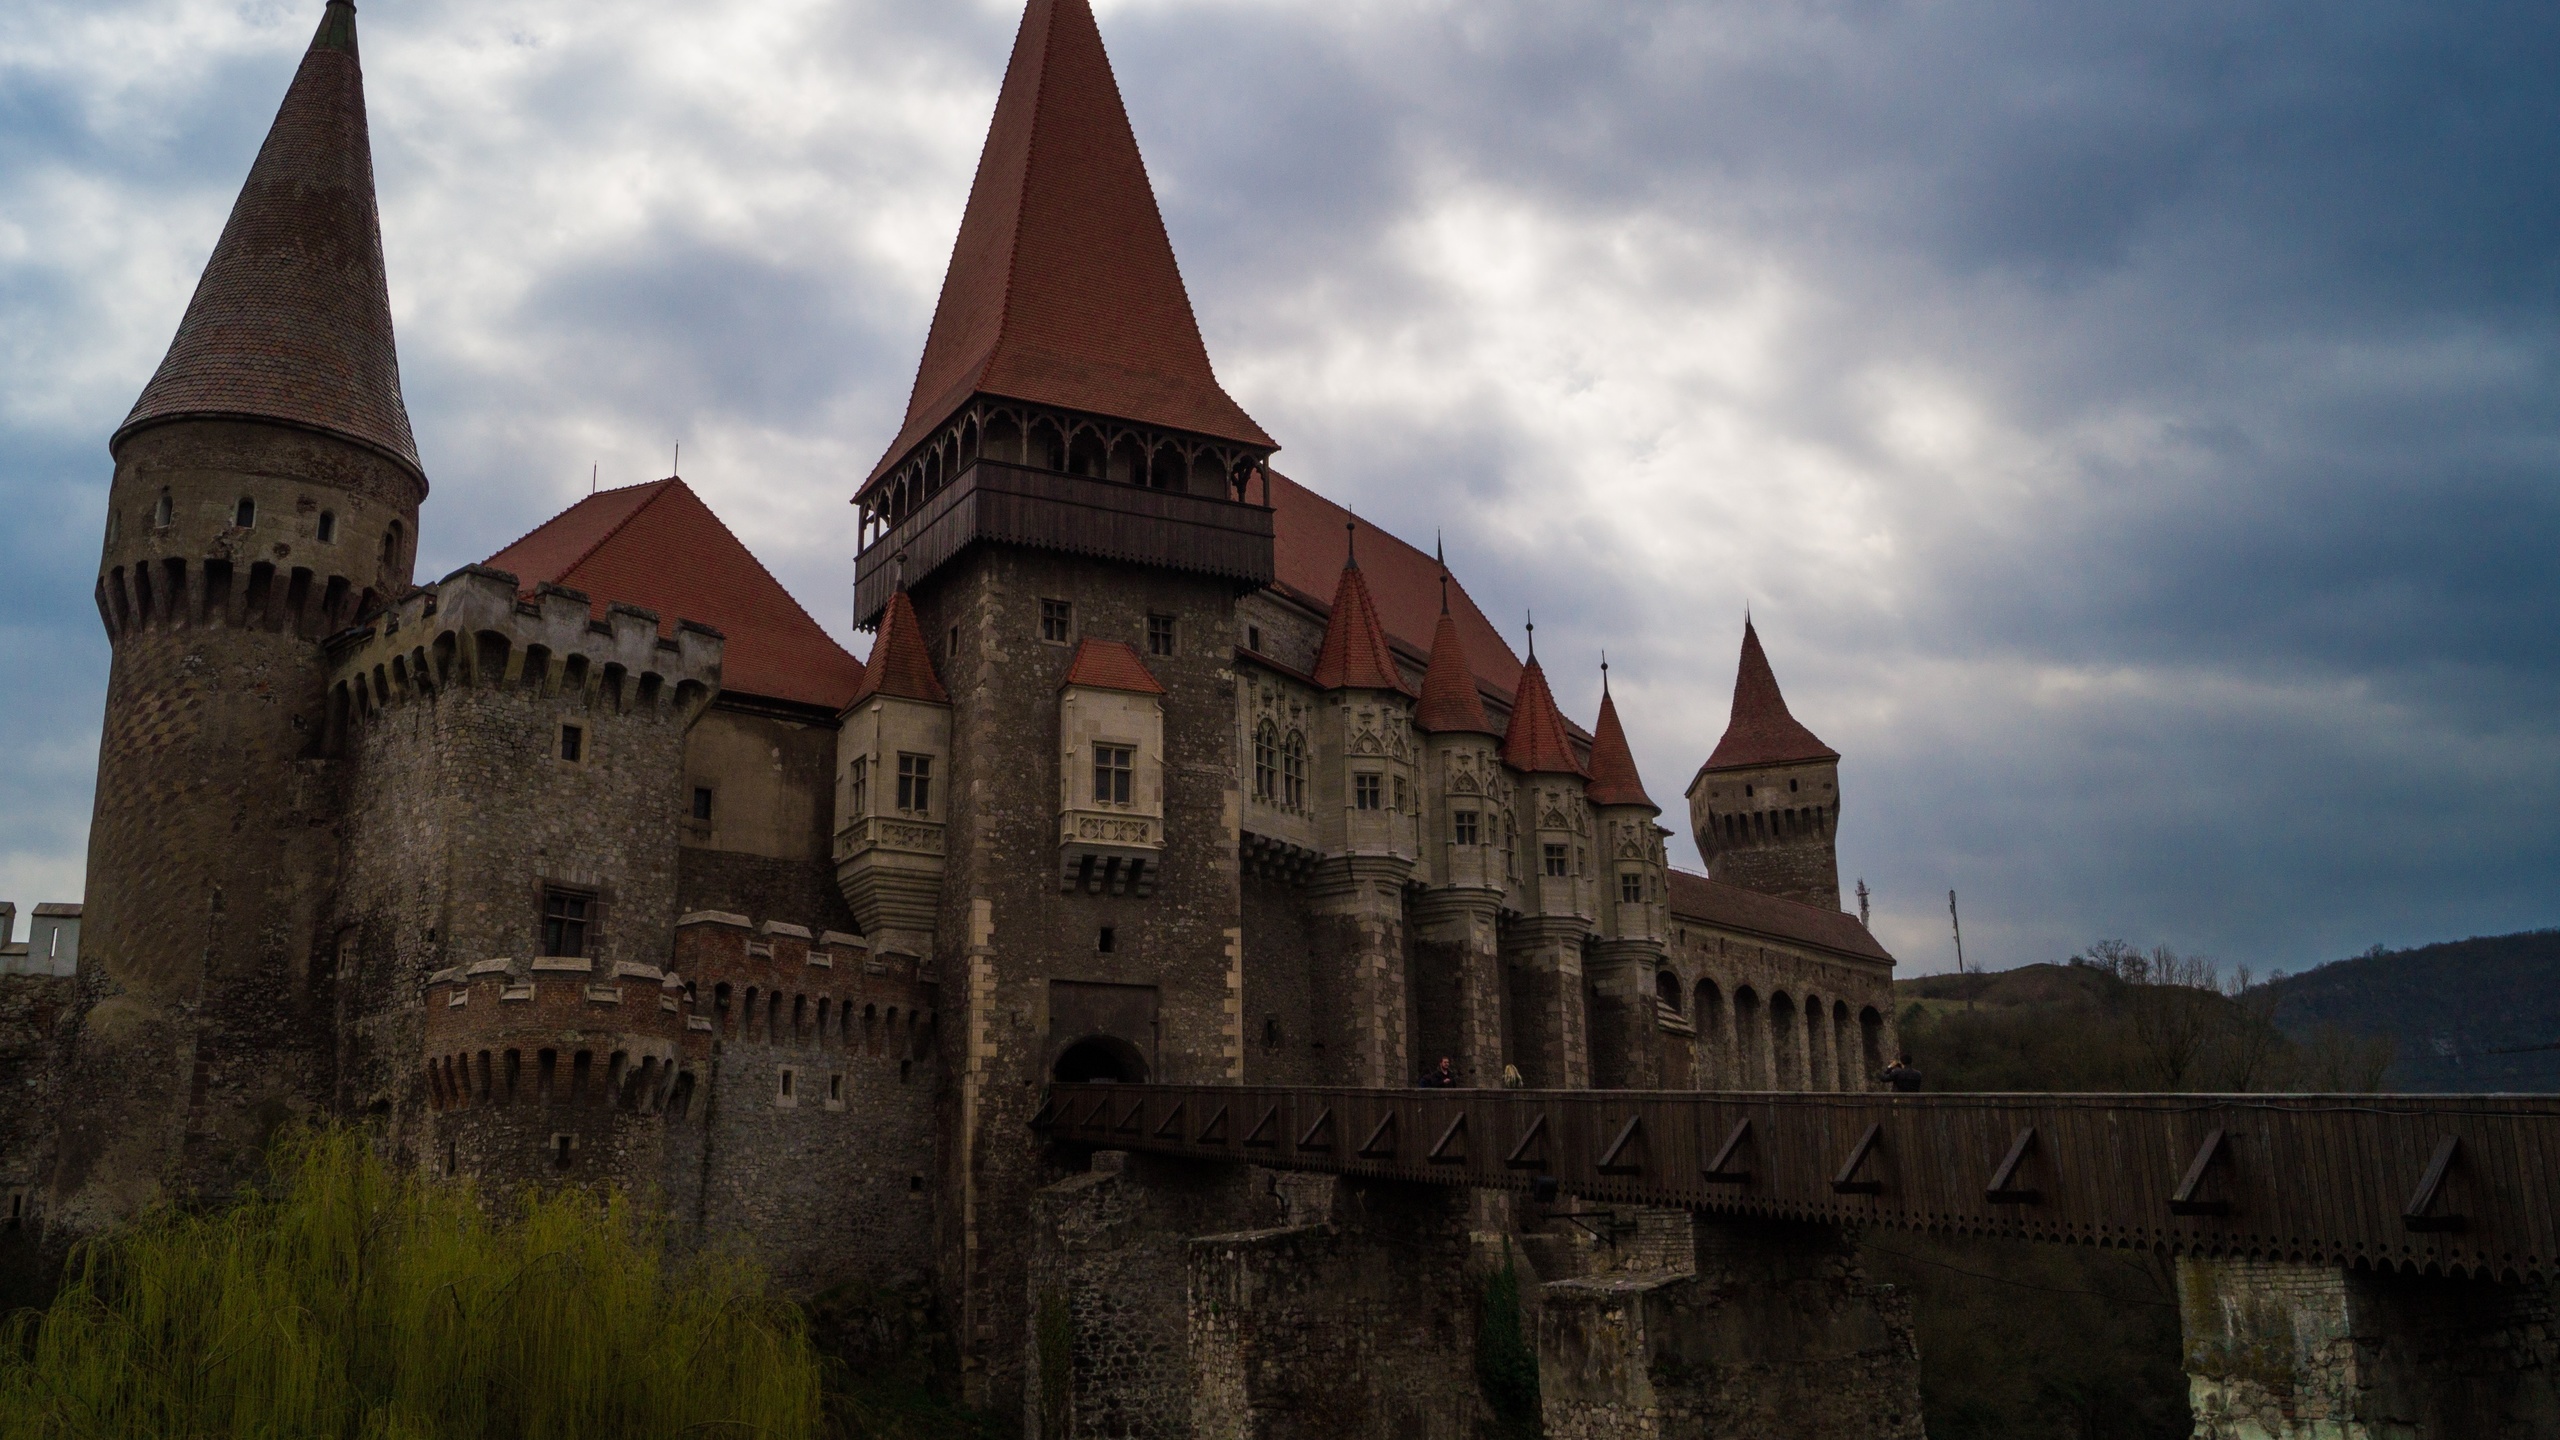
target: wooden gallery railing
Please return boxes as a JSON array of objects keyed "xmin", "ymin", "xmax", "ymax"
[{"xmin": 1034, "ymin": 1085, "xmax": 2560, "ymax": 1279}]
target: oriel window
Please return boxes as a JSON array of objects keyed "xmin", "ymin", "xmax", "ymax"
[
  {"xmin": 1453, "ymin": 810, "xmax": 1480, "ymax": 846},
  {"xmin": 896, "ymin": 753, "xmax": 932, "ymax": 814},
  {"xmin": 849, "ymin": 756, "xmax": 868, "ymax": 816},
  {"xmin": 1093, "ymin": 745, "xmax": 1134, "ymax": 805},
  {"xmin": 1620, "ymin": 871, "xmax": 1644, "ymax": 904},
  {"xmin": 541, "ymin": 888, "xmax": 592, "ymax": 958},
  {"xmin": 1354, "ymin": 774, "xmax": 1382, "ymax": 810},
  {"xmin": 1147, "ymin": 613, "xmax": 1177, "ymax": 656},
  {"xmin": 1543, "ymin": 843, "xmax": 1569, "ymax": 878}
]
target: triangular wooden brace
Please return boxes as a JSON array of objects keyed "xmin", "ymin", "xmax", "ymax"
[
  {"xmin": 1597, "ymin": 1114, "xmax": 1646, "ymax": 1175},
  {"xmin": 1152, "ymin": 1101, "xmax": 1188, "ymax": 1141},
  {"xmin": 1985, "ymin": 1126, "xmax": 2040, "ymax": 1204},
  {"xmin": 2403, "ymin": 1134, "xmax": 2467, "ymax": 1233},
  {"xmin": 1703, "ymin": 1118, "xmax": 1752, "ymax": 1184},
  {"xmin": 1504, "ymin": 1112, "xmax": 1551, "ymax": 1170},
  {"xmin": 2169, "ymin": 1129, "xmax": 2231, "ymax": 1217},
  {"xmin": 1029, "ymin": 1096, "xmax": 1059, "ymax": 1130},
  {"xmin": 1831, "ymin": 1122, "xmax": 1884, "ymax": 1196},
  {"xmin": 1196, "ymin": 1105, "xmax": 1230, "ymax": 1145},
  {"xmin": 1359, "ymin": 1110, "xmax": 1399, "ymax": 1158},
  {"xmin": 1114, "ymin": 1100, "xmax": 1144, "ymax": 1134},
  {"xmin": 1297, "ymin": 1107, "xmax": 1336, "ymax": 1152},
  {"xmin": 1427, "ymin": 1113, "xmax": 1469, "ymax": 1164},
  {"xmin": 1242, "ymin": 1105, "xmax": 1280, "ymax": 1149}
]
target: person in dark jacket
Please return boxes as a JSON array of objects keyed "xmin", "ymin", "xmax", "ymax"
[
  {"xmin": 1880, "ymin": 1055, "xmax": 1924, "ymax": 1092},
  {"xmin": 1422, "ymin": 1056, "xmax": 1457, "ymax": 1088}
]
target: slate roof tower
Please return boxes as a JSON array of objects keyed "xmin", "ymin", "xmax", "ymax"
[
  {"xmin": 1686, "ymin": 619, "xmax": 1846, "ymax": 911},
  {"xmin": 57, "ymin": 0, "xmax": 426, "ymax": 1234}
]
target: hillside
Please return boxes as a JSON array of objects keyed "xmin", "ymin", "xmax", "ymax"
[{"xmin": 2256, "ymin": 930, "xmax": 2560, "ymax": 1092}]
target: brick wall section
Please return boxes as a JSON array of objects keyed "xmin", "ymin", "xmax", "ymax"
[
  {"xmin": 51, "ymin": 418, "xmax": 420, "ymax": 1237},
  {"xmin": 1538, "ymin": 1215, "xmax": 1921, "ymax": 1440},
  {"xmin": 914, "ymin": 548, "xmax": 1247, "ymax": 1413},
  {"xmin": 2178, "ymin": 1257, "xmax": 2560, "ymax": 1438},
  {"xmin": 1187, "ymin": 1175, "xmax": 1489, "ymax": 1440}
]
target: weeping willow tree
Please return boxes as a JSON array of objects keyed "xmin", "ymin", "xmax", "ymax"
[{"xmin": 0, "ymin": 1127, "xmax": 822, "ymax": 1440}]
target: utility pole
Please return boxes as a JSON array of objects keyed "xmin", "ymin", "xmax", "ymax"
[
  {"xmin": 1949, "ymin": 889, "xmax": 1970, "ymax": 1008},
  {"xmin": 1856, "ymin": 879, "xmax": 1871, "ymax": 929}
]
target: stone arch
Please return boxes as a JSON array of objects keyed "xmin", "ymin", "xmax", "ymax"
[
  {"xmin": 1770, "ymin": 991, "xmax": 1802, "ymax": 1089},
  {"xmin": 1052, "ymin": 1033, "xmax": 1148, "ymax": 1084},
  {"xmin": 1732, "ymin": 986, "xmax": 1764, "ymax": 1088},
  {"xmin": 1860, "ymin": 1005, "xmax": 1886, "ymax": 1085},
  {"xmin": 1656, "ymin": 969, "xmax": 1683, "ymax": 1014},
  {"xmin": 984, "ymin": 411, "xmax": 1022, "ymax": 464},
  {"xmin": 1832, "ymin": 1001, "xmax": 1854, "ymax": 1091},
  {"xmin": 1066, "ymin": 427, "xmax": 1106, "ymax": 478},
  {"xmin": 1030, "ymin": 417, "xmax": 1066, "ymax": 470},
  {"xmin": 1149, "ymin": 440, "xmax": 1186, "ymax": 491},
  {"xmin": 1108, "ymin": 434, "xmax": 1145, "ymax": 484},
  {"xmin": 1804, "ymin": 992, "xmax": 1830, "ymax": 1091},
  {"xmin": 1695, "ymin": 978, "xmax": 1726, "ymax": 1089}
]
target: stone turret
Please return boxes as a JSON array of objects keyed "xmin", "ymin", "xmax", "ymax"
[
  {"xmin": 1686, "ymin": 620, "xmax": 1844, "ymax": 913},
  {"xmin": 1499, "ymin": 637, "xmax": 1594, "ymax": 1088},
  {"xmin": 836, "ymin": 589, "xmax": 951, "ymax": 953},
  {"xmin": 1410, "ymin": 575, "xmax": 1507, "ymax": 1086},
  {"xmin": 1305, "ymin": 536, "xmax": 1417, "ymax": 1086},
  {"xmin": 1583, "ymin": 669, "xmax": 1673, "ymax": 1088},
  {"xmin": 54, "ymin": 0, "xmax": 424, "ymax": 1233}
]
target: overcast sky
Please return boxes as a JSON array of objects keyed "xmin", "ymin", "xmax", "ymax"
[{"xmin": 4, "ymin": 0, "xmax": 2554, "ymax": 975}]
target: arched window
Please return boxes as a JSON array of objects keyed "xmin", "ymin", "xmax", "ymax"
[
  {"xmin": 1254, "ymin": 721, "xmax": 1278, "ymax": 801},
  {"xmin": 1656, "ymin": 970, "xmax": 1682, "ymax": 1014},
  {"xmin": 316, "ymin": 510, "xmax": 336, "ymax": 543},
  {"xmin": 381, "ymin": 521, "xmax": 403, "ymax": 569},
  {"xmin": 1281, "ymin": 730, "xmax": 1308, "ymax": 810},
  {"xmin": 152, "ymin": 489, "xmax": 173, "ymax": 528},
  {"xmin": 1067, "ymin": 429, "xmax": 1106, "ymax": 478},
  {"xmin": 234, "ymin": 497, "xmax": 256, "ymax": 528}
]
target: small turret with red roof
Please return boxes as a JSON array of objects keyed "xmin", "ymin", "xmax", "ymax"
[{"xmin": 1685, "ymin": 618, "xmax": 1845, "ymax": 912}]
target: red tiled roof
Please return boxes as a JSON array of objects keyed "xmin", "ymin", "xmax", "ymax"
[
  {"xmin": 1060, "ymin": 636, "xmax": 1165, "ymax": 695},
  {"xmin": 1309, "ymin": 545, "xmax": 1412, "ymax": 694},
  {"xmin": 118, "ymin": 0, "xmax": 420, "ymax": 479},
  {"xmin": 1585, "ymin": 685, "xmax": 1656, "ymax": 809},
  {"xmin": 849, "ymin": 590, "xmax": 948, "ymax": 705},
  {"xmin": 1666, "ymin": 870, "xmax": 1888, "ymax": 963},
  {"xmin": 864, "ymin": 0, "xmax": 1270, "ymax": 489},
  {"xmin": 1701, "ymin": 619, "xmax": 1838, "ymax": 772},
  {"xmin": 1501, "ymin": 655, "xmax": 1585, "ymax": 776},
  {"xmin": 1267, "ymin": 472, "xmax": 1521, "ymax": 706},
  {"xmin": 1414, "ymin": 606, "xmax": 1497, "ymax": 735},
  {"xmin": 485, "ymin": 479, "xmax": 865, "ymax": 711}
]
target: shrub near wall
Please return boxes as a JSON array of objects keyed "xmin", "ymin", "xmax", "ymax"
[{"xmin": 0, "ymin": 1128, "xmax": 821, "ymax": 1440}]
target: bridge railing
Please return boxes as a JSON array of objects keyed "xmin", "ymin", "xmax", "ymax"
[{"xmin": 1034, "ymin": 1084, "xmax": 2560, "ymax": 1279}]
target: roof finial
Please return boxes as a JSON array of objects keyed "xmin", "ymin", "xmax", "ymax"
[
  {"xmin": 1345, "ymin": 514, "xmax": 1358, "ymax": 569},
  {"xmin": 672, "ymin": 441, "xmax": 680, "ymax": 479},
  {"xmin": 892, "ymin": 550, "xmax": 907, "ymax": 592},
  {"xmin": 1439, "ymin": 571, "xmax": 1449, "ymax": 615},
  {"xmin": 1601, "ymin": 650, "xmax": 1610, "ymax": 696},
  {"xmin": 1525, "ymin": 611, "xmax": 1535, "ymax": 661}
]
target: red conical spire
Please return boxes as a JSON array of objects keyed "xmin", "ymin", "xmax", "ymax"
[
  {"xmin": 849, "ymin": 589, "xmax": 949, "ymax": 705},
  {"xmin": 1501, "ymin": 624, "xmax": 1584, "ymax": 776},
  {"xmin": 864, "ymin": 0, "xmax": 1271, "ymax": 488},
  {"xmin": 1702, "ymin": 618, "xmax": 1837, "ymax": 771},
  {"xmin": 1584, "ymin": 669, "xmax": 1656, "ymax": 809},
  {"xmin": 117, "ymin": 0, "xmax": 420, "ymax": 480},
  {"xmin": 1415, "ymin": 563, "xmax": 1495, "ymax": 734},
  {"xmin": 1310, "ymin": 524, "xmax": 1410, "ymax": 693}
]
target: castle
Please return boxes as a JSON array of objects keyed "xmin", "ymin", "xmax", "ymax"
[{"xmin": 15, "ymin": 0, "xmax": 1904, "ymax": 1423}]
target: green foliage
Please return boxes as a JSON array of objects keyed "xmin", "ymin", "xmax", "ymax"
[
  {"xmin": 0, "ymin": 1126, "xmax": 822, "ymax": 1440},
  {"xmin": 2257, "ymin": 929, "xmax": 2560, "ymax": 1091},
  {"xmin": 1473, "ymin": 1245, "xmax": 1539, "ymax": 1439}
]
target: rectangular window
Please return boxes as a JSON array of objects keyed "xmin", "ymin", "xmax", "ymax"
[
  {"xmin": 1354, "ymin": 773, "xmax": 1382, "ymax": 810},
  {"xmin": 896, "ymin": 753, "xmax": 932, "ymax": 814},
  {"xmin": 848, "ymin": 756, "xmax": 867, "ymax": 816},
  {"xmin": 558, "ymin": 723, "xmax": 584, "ymax": 763},
  {"xmin": 1147, "ymin": 613, "xmax": 1177, "ymax": 656},
  {"xmin": 1392, "ymin": 776, "xmax": 1407, "ymax": 811},
  {"xmin": 1094, "ymin": 745, "xmax": 1134, "ymax": 805},
  {"xmin": 829, "ymin": 1073, "xmax": 845, "ymax": 1103},
  {"xmin": 1040, "ymin": 598, "xmax": 1073, "ymax": 643},
  {"xmin": 1620, "ymin": 871, "xmax": 1644, "ymax": 904},
  {"xmin": 1247, "ymin": 624, "xmax": 1262, "ymax": 652},
  {"xmin": 541, "ymin": 888, "xmax": 592, "ymax": 958},
  {"xmin": 1453, "ymin": 810, "xmax": 1479, "ymax": 846},
  {"xmin": 1543, "ymin": 843, "xmax": 1569, "ymax": 878},
  {"xmin": 691, "ymin": 786, "xmax": 713, "ymax": 821},
  {"xmin": 1253, "ymin": 726, "xmax": 1277, "ymax": 801}
]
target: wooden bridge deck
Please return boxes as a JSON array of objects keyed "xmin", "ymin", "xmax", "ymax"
[{"xmin": 1035, "ymin": 1084, "xmax": 2560, "ymax": 1279}]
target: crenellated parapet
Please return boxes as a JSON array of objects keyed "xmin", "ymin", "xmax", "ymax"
[
  {"xmin": 673, "ymin": 913, "xmax": 937, "ymax": 1066},
  {"xmin": 327, "ymin": 565, "xmax": 721, "ymax": 732}
]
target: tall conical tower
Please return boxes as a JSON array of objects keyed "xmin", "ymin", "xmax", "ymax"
[
  {"xmin": 850, "ymin": 0, "xmax": 1275, "ymax": 1412},
  {"xmin": 1686, "ymin": 620, "xmax": 1844, "ymax": 911},
  {"xmin": 52, "ymin": 0, "xmax": 424, "ymax": 1235}
]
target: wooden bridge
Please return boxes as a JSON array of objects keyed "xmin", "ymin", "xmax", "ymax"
[{"xmin": 1036, "ymin": 1083, "xmax": 2560, "ymax": 1279}]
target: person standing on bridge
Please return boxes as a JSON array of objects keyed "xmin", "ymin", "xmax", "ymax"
[
  {"xmin": 1422, "ymin": 1056, "xmax": 1457, "ymax": 1088},
  {"xmin": 1880, "ymin": 1055, "xmax": 1925, "ymax": 1092}
]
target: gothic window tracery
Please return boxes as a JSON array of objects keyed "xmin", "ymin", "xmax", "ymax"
[
  {"xmin": 1282, "ymin": 730, "xmax": 1307, "ymax": 810},
  {"xmin": 1254, "ymin": 721, "xmax": 1278, "ymax": 801}
]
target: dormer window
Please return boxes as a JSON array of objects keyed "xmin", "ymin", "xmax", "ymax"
[{"xmin": 1093, "ymin": 745, "xmax": 1133, "ymax": 806}]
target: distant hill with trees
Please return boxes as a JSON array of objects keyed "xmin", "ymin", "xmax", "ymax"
[{"xmin": 2254, "ymin": 930, "xmax": 2560, "ymax": 1092}]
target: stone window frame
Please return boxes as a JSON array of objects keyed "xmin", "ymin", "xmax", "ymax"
[
  {"xmin": 1452, "ymin": 809, "xmax": 1480, "ymax": 846},
  {"xmin": 1252, "ymin": 720, "xmax": 1279, "ymax": 802},
  {"xmin": 556, "ymin": 721, "xmax": 589, "ymax": 766},
  {"xmin": 1543, "ymin": 842, "xmax": 1569, "ymax": 878},
  {"xmin": 1281, "ymin": 730, "xmax": 1308, "ymax": 811},
  {"xmin": 1146, "ymin": 612, "xmax": 1177, "ymax": 656},
  {"xmin": 690, "ymin": 785, "xmax": 714, "ymax": 823},
  {"xmin": 1353, "ymin": 772, "xmax": 1383, "ymax": 810},
  {"xmin": 776, "ymin": 1066, "xmax": 799, "ymax": 1109},
  {"xmin": 895, "ymin": 752, "xmax": 934, "ymax": 815},
  {"xmin": 1092, "ymin": 742, "xmax": 1136, "ymax": 807},
  {"xmin": 848, "ymin": 755, "xmax": 868, "ymax": 816},
  {"xmin": 1619, "ymin": 869, "xmax": 1645, "ymax": 905},
  {"xmin": 826, "ymin": 1073, "xmax": 846, "ymax": 1111},
  {"xmin": 532, "ymin": 876, "xmax": 611, "ymax": 961},
  {"xmin": 1039, "ymin": 597, "xmax": 1074, "ymax": 644}
]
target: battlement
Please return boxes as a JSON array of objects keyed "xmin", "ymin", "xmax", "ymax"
[
  {"xmin": 421, "ymin": 954, "xmax": 692, "ymax": 1116},
  {"xmin": 674, "ymin": 912, "xmax": 936, "ymax": 1060},
  {"xmin": 328, "ymin": 565, "xmax": 722, "ymax": 730},
  {"xmin": 99, "ymin": 550, "xmax": 382, "ymax": 647}
]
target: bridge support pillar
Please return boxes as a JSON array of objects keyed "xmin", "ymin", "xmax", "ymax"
[
  {"xmin": 1410, "ymin": 888, "xmax": 1506, "ymax": 1089},
  {"xmin": 1189, "ymin": 1175, "xmax": 1489, "ymax": 1439},
  {"xmin": 1536, "ymin": 1215, "xmax": 1921, "ymax": 1439},
  {"xmin": 1585, "ymin": 939, "xmax": 1668, "ymax": 1089},
  {"xmin": 2178, "ymin": 1257, "xmax": 2560, "ymax": 1439},
  {"xmin": 1503, "ymin": 916, "xmax": 1592, "ymax": 1089},
  {"xmin": 1307, "ymin": 857, "xmax": 1415, "ymax": 1088}
]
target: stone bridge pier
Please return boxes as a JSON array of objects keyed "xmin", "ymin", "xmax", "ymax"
[{"xmin": 2177, "ymin": 1258, "xmax": 2560, "ymax": 1439}]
